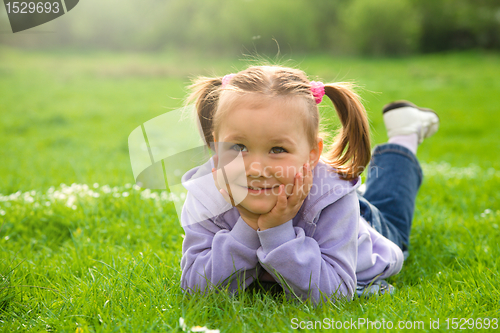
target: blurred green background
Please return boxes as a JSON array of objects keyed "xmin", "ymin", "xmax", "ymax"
[{"xmin": 1, "ymin": 0, "xmax": 500, "ymax": 55}]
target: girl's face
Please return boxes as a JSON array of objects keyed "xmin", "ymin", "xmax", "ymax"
[{"xmin": 215, "ymin": 95, "xmax": 322, "ymax": 215}]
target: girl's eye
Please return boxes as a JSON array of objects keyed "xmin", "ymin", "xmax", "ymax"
[
  {"xmin": 230, "ymin": 144, "xmax": 247, "ymax": 152},
  {"xmin": 270, "ymin": 147, "xmax": 287, "ymax": 154}
]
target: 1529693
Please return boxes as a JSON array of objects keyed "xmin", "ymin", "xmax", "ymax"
[
  {"xmin": 445, "ymin": 318, "xmax": 498, "ymax": 330},
  {"xmin": 5, "ymin": 1, "xmax": 61, "ymax": 14},
  {"xmin": 3, "ymin": 1, "xmax": 80, "ymax": 33}
]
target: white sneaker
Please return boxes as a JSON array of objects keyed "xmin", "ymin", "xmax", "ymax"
[{"xmin": 383, "ymin": 101, "xmax": 440, "ymax": 144}]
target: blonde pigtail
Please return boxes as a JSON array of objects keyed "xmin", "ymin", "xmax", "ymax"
[
  {"xmin": 323, "ymin": 83, "xmax": 371, "ymax": 180},
  {"xmin": 187, "ymin": 77, "xmax": 223, "ymax": 148}
]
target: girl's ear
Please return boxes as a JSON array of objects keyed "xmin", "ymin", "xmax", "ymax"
[{"xmin": 309, "ymin": 138, "xmax": 323, "ymax": 169}]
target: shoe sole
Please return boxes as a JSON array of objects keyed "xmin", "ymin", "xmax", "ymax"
[{"xmin": 383, "ymin": 100, "xmax": 436, "ymax": 115}]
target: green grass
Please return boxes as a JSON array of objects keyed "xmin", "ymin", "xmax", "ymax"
[{"xmin": 1, "ymin": 47, "xmax": 499, "ymax": 332}]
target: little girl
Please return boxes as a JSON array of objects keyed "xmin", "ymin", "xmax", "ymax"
[{"xmin": 179, "ymin": 65, "xmax": 439, "ymax": 304}]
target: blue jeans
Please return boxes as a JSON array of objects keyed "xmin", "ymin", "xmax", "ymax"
[{"xmin": 358, "ymin": 144, "xmax": 423, "ymax": 257}]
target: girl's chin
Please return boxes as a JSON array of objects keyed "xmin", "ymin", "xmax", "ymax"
[
  {"xmin": 240, "ymin": 200, "xmax": 276, "ymax": 215},
  {"xmin": 246, "ymin": 207, "xmax": 273, "ymax": 215}
]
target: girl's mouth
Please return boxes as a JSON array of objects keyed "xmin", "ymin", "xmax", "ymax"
[{"xmin": 241, "ymin": 185, "xmax": 279, "ymax": 193}]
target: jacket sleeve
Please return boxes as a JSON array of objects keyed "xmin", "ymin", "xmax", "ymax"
[
  {"xmin": 256, "ymin": 192, "xmax": 359, "ymax": 305},
  {"xmin": 180, "ymin": 196, "xmax": 261, "ymax": 294}
]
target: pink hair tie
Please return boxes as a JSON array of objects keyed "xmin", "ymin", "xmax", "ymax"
[
  {"xmin": 310, "ymin": 81, "xmax": 325, "ymax": 104},
  {"xmin": 221, "ymin": 74, "xmax": 236, "ymax": 87}
]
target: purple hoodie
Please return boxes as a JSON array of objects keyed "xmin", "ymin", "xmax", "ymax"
[{"xmin": 180, "ymin": 159, "xmax": 404, "ymax": 304}]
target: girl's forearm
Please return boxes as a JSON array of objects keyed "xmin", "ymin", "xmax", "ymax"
[{"xmin": 181, "ymin": 217, "xmax": 261, "ymax": 293}]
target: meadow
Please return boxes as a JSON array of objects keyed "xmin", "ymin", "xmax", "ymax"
[{"xmin": 1, "ymin": 47, "xmax": 499, "ymax": 332}]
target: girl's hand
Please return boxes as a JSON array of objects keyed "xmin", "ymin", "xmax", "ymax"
[{"xmin": 257, "ymin": 163, "xmax": 313, "ymax": 231}]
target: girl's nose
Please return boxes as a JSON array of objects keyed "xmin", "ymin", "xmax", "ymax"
[{"xmin": 246, "ymin": 160, "xmax": 271, "ymax": 178}]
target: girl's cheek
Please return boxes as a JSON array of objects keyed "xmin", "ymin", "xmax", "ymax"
[
  {"xmin": 218, "ymin": 153, "xmax": 246, "ymax": 181},
  {"xmin": 215, "ymin": 167, "xmax": 248, "ymax": 205},
  {"xmin": 272, "ymin": 164, "xmax": 297, "ymax": 182}
]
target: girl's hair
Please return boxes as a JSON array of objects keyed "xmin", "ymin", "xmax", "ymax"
[{"xmin": 187, "ymin": 66, "xmax": 371, "ymax": 180}]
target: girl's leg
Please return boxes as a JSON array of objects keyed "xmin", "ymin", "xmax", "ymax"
[
  {"xmin": 359, "ymin": 143, "xmax": 422, "ymax": 254},
  {"xmin": 359, "ymin": 101, "xmax": 439, "ymax": 256}
]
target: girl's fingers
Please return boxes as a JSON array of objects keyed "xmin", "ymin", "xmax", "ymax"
[
  {"xmin": 219, "ymin": 188, "xmax": 235, "ymax": 205},
  {"xmin": 211, "ymin": 167, "xmax": 217, "ymax": 182},
  {"xmin": 275, "ymin": 184, "xmax": 287, "ymax": 210},
  {"xmin": 303, "ymin": 163, "xmax": 313, "ymax": 198},
  {"xmin": 289, "ymin": 163, "xmax": 311, "ymax": 204},
  {"xmin": 289, "ymin": 171, "xmax": 303, "ymax": 206}
]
